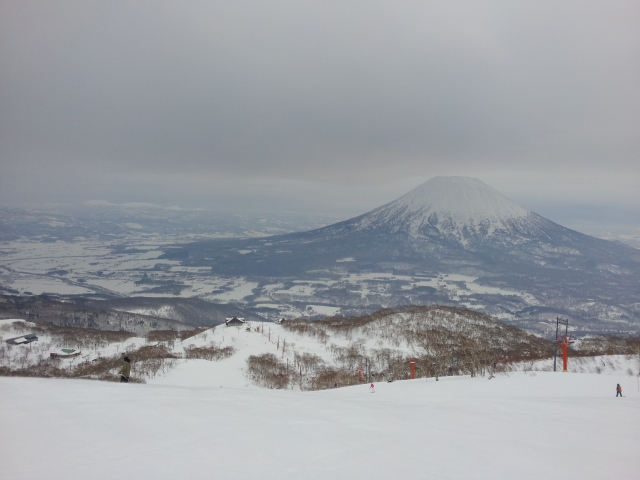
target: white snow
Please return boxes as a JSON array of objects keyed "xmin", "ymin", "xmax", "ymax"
[
  {"xmin": 205, "ymin": 279, "xmax": 258, "ymax": 302},
  {"xmin": 273, "ymin": 284, "xmax": 316, "ymax": 297},
  {"xmin": 1, "ymin": 371, "xmax": 638, "ymax": 480},
  {"xmin": 389, "ymin": 176, "xmax": 529, "ymax": 223},
  {"xmin": 304, "ymin": 304, "xmax": 341, "ymax": 316},
  {"xmin": 0, "ymin": 221, "xmax": 541, "ymax": 318},
  {"xmin": 336, "ymin": 257, "xmax": 356, "ymax": 262},
  {"xmin": 1, "ymin": 318, "xmax": 638, "ymax": 478},
  {"xmin": 0, "ymin": 319, "xmax": 34, "ymax": 327},
  {"xmin": 356, "ymin": 176, "xmax": 534, "ymax": 242}
]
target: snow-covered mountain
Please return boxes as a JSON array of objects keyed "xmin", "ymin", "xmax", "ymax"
[
  {"xmin": 176, "ymin": 176, "xmax": 637, "ymax": 269},
  {"xmin": 319, "ymin": 176, "xmax": 556, "ymax": 248},
  {"xmin": 163, "ymin": 177, "xmax": 640, "ymax": 333},
  {"xmin": 352, "ymin": 176, "xmax": 533, "ymax": 243}
]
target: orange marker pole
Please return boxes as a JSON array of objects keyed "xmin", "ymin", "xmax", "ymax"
[{"xmin": 410, "ymin": 361, "xmax": 416, "ymax": 379}]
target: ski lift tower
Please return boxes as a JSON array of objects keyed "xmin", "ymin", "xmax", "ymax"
[
  {"xmin": 553, "ymin": 317, "xmax": 572, "ymax": 372},
  {"xmin": 557, "ymin": 334, "xmax": 574, "ymax": 372}
]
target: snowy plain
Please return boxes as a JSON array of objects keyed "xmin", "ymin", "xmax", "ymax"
[{"xmin": 0, "ymin": 237, "xmax": 529, "ymax": 321}]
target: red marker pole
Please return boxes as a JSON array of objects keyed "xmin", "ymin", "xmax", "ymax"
[
  {"xmin": 410, "ymin": 361, "xmax": 416, "ymax": 379},
  {"xmin": 562, "ymin": 343, "xmax": 568, "ymax": 372}
]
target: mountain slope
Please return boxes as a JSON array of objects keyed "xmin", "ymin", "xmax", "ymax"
[
  {"xmin": 173, "ymin": 176, "xmax": 638, "ymax": 274},
  {"xmin": 344, "ymin": 176, "xmax": 534, "ymax": 243},
  {"xmin": 161, "ymin": 177, "xmax": 640, "ymax": 332}
]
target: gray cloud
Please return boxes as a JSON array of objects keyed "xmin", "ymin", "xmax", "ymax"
[{"xmin": 1, "ymin": 1, "xmax": 639, "ymax": 222}]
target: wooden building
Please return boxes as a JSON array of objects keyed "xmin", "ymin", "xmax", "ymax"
[{"xmin": 225, "ymin": 316, "xmax": 245, "ymax": 327}]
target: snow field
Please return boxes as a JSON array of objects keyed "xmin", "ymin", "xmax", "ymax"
[
  {"xmin": 1, "ymin": 319, "xmax": 639, "ymax": 479},
  {"xmin": 1, "ymin": 371, "xmax": 638, "ymax": 480},
  {"xmin": 1, "ymin": 236, "xmax": 529, "ymax": 319}
]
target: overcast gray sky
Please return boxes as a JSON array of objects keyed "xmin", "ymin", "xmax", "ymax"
[{"xmin": 1, "ymin": 1, "xmax": 639, "ymax": 228}]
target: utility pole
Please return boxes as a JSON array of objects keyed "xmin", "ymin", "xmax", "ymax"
[{"xmin": 553, "ymin": 317, "xmax": 569, "ymax": 372}]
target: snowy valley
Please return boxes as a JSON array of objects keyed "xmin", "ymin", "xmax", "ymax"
[{"xmin": 2, "ymin": 177, "xmax": 640, "ymax": 336}]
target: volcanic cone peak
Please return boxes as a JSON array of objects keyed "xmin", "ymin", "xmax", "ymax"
[
  {"xmin": 391, "ymin": 176, "xmax": 529, "ymax": 220},
  {"xmin": 352, "ymin": 176, "xmax": 539, "ymax": 243}
]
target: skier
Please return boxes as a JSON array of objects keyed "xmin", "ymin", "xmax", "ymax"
[
  {"xmin": 119, "ymin": 356, "xmax": 131, "ymax": 383},
  {"xmin": 616, "ymin": 384, "xmax": 622, "ymax": 397},
  {"xmin": 334, "ymin": 382, "xmax": 338, "ymax": 389},
  {"xmin": 369, "ymin": 383, "xmax": 375, "ymax": 393}
]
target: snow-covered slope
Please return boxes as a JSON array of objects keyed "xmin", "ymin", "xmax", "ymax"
[
  {"xmin": 353, "ymin": 176, "xmax": 537, "ymax": 243},
  {"xmin": 2, "ymin": 371, "xmax": 638, "ymax": 480},
  {"xmin": 2, "ymin": 316, "xmax": 638, "ymax": 479},
  {"xmin": 387, "ymin": 176, "xmax": 529, "ymax": 221},
  {"xmin": 147, "ymin": 320, "xmax": 635, "ymax": 389},
  {"xmin": 1, "ymin": 315, "xmax": 635, "ymax": 390}
]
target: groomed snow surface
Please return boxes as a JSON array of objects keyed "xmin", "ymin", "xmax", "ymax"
[{"xmin": 2, "ymin": 370, "xmax": 639, "ymax": 479}]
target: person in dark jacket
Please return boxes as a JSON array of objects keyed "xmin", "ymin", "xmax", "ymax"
[
  {"xmin": 119, "ymin": 356, "xmax": 131, "ymax": 383},
  {"xmin": 616, "ymin": 384, "xmax": 622, "ymax": 397}
]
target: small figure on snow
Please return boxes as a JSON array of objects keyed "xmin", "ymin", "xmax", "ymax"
[
  {"xmin": 119, "ymin": 356, "xmax": 131, "ymax": 383},
  {"xmin": 334, "ymin": 382, "xmax": 338, "ymax": 389},
  {"xmin": 616, "ymin": 384, "xmax": 622, "ymax": 397},
  {"xmin": 369, "ymin": 383, "xmax": 375, "ymax": 393}
]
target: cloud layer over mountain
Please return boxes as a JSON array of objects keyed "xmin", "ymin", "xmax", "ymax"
[{"xmin": 1, "ymin": 1, "xmax": 639, "ymax": 222}]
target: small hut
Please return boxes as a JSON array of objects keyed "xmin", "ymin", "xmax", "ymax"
[
  {"xmin": 225, "ymin": 316, "xmax": 245, "ymax": 327},
  {"xmin": 5, "ymin": 333, "xmax": 38, "ymax": 345},
  {"xmin": 50, "ymin": 348, "xmax": 81, "ymax": 358}
]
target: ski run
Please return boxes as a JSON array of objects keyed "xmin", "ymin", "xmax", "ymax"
[{"xmin": 1, "ymin": 318, "xmax": 639, "ymax": 479}]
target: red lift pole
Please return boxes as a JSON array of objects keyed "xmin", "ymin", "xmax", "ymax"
[{"xmin": 558, "ymin": 334, "xmax": 573, "ymax": 372}]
